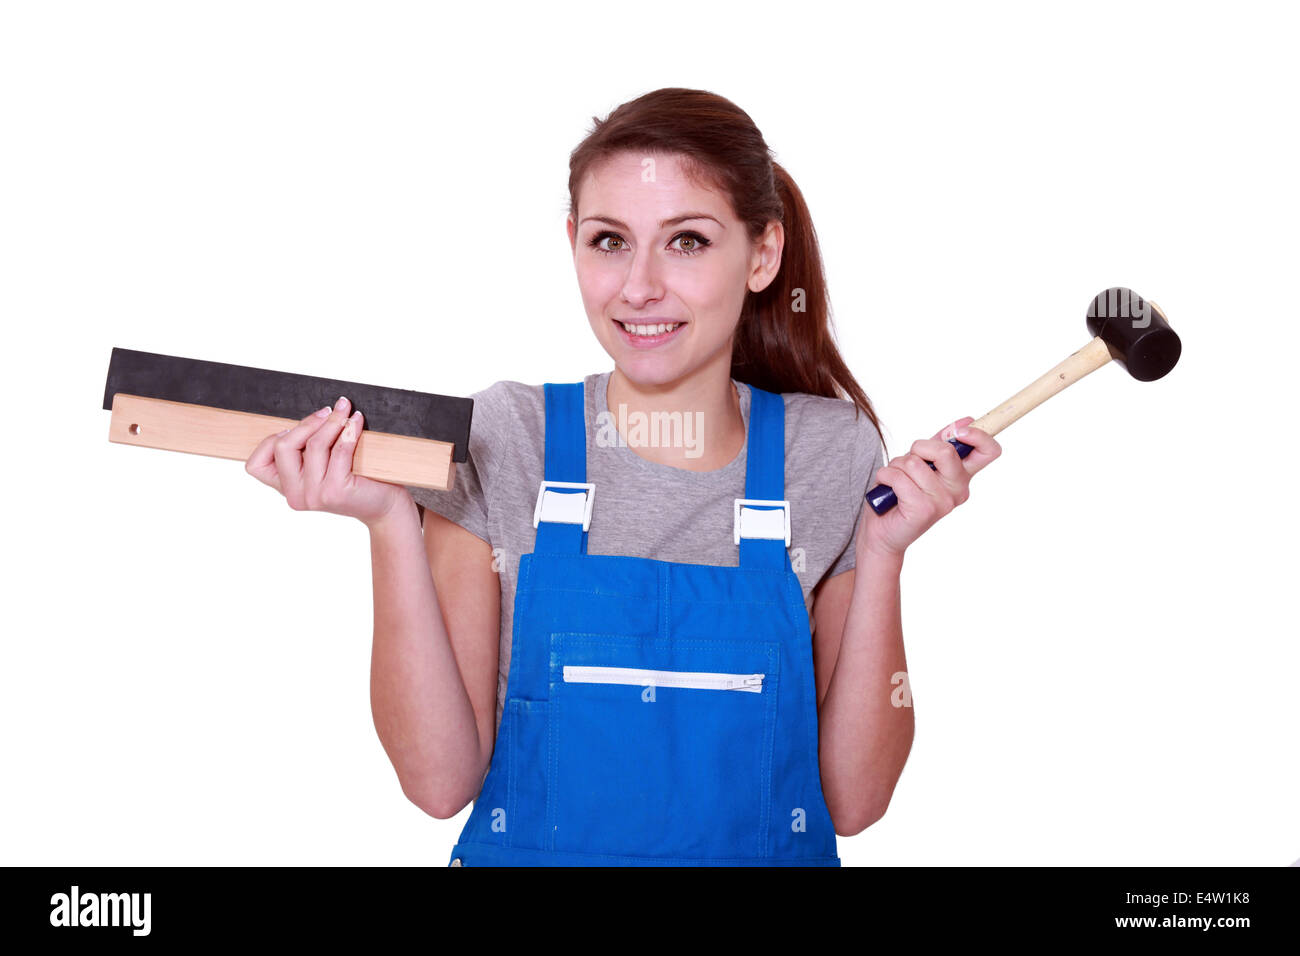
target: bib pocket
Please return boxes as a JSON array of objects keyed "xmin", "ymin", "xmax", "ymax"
[{"xmin": 548, "ymin": 633, "xmax": 779, "ymax": 860}]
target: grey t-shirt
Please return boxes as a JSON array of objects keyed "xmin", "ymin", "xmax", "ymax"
[{"xmin": 405, "ymin": 370, "xmax": 886, "ymax": 738}]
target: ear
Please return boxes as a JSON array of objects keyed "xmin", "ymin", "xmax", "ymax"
[
  {"xmin": 747, "ymin": 220, "xmax": 784, "ymax": 294},
  {"xmin": 566, "ymin": 213, "xmax": 578, "ymax": 254}
]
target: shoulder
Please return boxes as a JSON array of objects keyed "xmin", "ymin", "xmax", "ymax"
[
  {"xmin": 779, "ymin": 389, "xmax": 883, "ymax": 456},
  {"xmin": 466, "ymin": 379, "xmax": 543, "ymax": 440},
  {"xmin": 469, "ymin": 378, "xmax": 539, "ymax": 411},
  {"xmin": 468, "ymin": 375, "xmax": 604, "ymax": 440},
  {"xmin": 777, "ymin": 388, "xmax": 887, "ymax": 501}
]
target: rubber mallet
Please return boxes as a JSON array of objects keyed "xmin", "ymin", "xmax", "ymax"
[
  {"xmin": 866, "ymin": 287, "xmax": 1182, "ymax": 515},
  {"xmin": 103, "ymin": 347, "xmax": 473, "ymax": 491}
]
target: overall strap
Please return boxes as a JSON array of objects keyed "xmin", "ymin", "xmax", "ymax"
[
  {"xmin": 533, "ymin": 381, "xmax": 589, "ymax": 554},
  {"xmin": 738, "ymin": 384, "xmax": 790, "ymax": 571},
  {"xmin": 534, "ymin": 379, "xmax": 790, "ymax": 568}
]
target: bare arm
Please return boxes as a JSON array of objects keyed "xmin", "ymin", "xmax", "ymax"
[
  {"xmin": 811, "ymin": 418, "xmax": 999, "ymax": 835},
  {"xmin": 810, "ymin": 539, "xmax": 913, "ymax": 836},
  {"xmin": 368, "ymin": 497, "xmax": 501, "ymax": 819},
  {"xmin": 242, "ymin": 398, "xmax": 504, "ymax": 820}
]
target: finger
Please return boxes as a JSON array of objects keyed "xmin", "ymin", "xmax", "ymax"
[
  {"xmin": 934, "ymin": 417, "xmax": 975, "ymax": 442},
  {"xmin": 246, "ymin": 428, "xmax": 289, "ymax": 491},
  {"xmin": 934, "ymin": 417, "xmax": 1003, "ymax": 476},
  {"xmin": 303, "ymin": 396, "xmax": 352, "ymax": 503},
  {"xmin": 909, "ymin": 439, "xmax": 971, "ymax": 506},
  {"xmin": 909, "ymin": 436, "xmax": 965, "ymax": 487},
  {"xmin": 248, "ymin": 402, "xmax": 332, "ymax": 490},
  {"xmin": 896, "ymin": 452, "xmax": 949, "ymax": 503},
  {"xmin": 874, "ymin": 460, "xmax": 926, "ymax": 513},
  {"xmin": 951, "ymin": 425, "xmax": 1002, "ymax": 476},
  {"xmin": 275, "ymin": 404, "xmax": 334, "ymax": 506},
  {"xmin": 324, "ymin": 409, "xmax": 363, "ymax": 495}
]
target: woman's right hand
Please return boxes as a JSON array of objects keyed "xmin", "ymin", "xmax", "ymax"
[{"xmin": 245, "ymin": 395, "xmax": 412, "ymax": 528}]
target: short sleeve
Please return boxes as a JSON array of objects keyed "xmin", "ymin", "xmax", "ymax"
[
  {"xmin": 823, "ymin": 409, "xmax": 886, "ymax": 580},
  {"xmin": 402, "ymin": 381, "xmax": 510, "ymax": 547}
]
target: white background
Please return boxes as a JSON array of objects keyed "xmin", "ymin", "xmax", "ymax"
[{"xmin": 2, "ymin": 0, "xmax": 1296, "ymax": 866}]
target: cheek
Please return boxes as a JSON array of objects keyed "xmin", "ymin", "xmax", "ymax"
[
  {"xmin": 675, "ymin": 256, "xmax": 750, "ymax": 313},
  {"xmin": 575, "ymin": 258, "xmax": 623, "ymax": 305}
]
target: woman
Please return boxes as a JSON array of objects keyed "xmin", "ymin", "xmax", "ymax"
[{"xmin": 245, "ymin": 88, "xmax": 1001, "ymax": 866}]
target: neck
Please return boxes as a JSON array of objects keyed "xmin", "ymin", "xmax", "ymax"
[{"xmin": 604, "ymin": 361, "xmax": 744, "ymax": 472}]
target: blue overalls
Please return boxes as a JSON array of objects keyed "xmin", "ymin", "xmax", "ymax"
[{"xmin": 447, "ymin": 380, "xmax": 841, "ymax": 865}]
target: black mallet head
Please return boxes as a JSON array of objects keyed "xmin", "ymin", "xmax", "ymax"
[{"xmin": 1086, "ymin": 287, "xmax": 1182, "ymax": 382}]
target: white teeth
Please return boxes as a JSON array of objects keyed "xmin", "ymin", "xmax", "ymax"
[{"xmin": 620, "ymin": 322, "xmax": 681, "ymax": 336}]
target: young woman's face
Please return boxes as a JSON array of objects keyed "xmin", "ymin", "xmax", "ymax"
[{"xmin": 567, "ymin": 151, "xmax": 780, "ymax": 386}]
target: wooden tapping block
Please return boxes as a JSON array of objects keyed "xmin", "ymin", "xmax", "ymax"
[{"xmin": 103, "ymin": 347, "xmax": 474, "ymax": 491}]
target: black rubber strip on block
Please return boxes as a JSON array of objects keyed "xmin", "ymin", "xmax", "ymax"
[{"xmin": 103, "ymin": 347, "xmax": 473, "ymax": 462}]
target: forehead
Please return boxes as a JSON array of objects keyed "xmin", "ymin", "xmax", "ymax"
[{"xmin": 577, "ymin": 152, "xmax": 733, "ymax": 225}]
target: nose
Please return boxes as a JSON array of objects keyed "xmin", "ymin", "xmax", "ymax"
[{"xmin": 619, "ymin": 250, "xmax": 665, "ymax": 307}]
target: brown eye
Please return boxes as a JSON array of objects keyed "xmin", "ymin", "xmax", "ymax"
[
  {"xmin": 669, "ymin": 231, "xmax": 711, "ymax": 256},
  {"xmin": 589, "ymin": 233, "xmax": 625, "ymax": 255}
]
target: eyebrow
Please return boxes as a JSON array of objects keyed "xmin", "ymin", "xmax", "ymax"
[{"xmin": 578, "ymin": 212, "xmax": 725, "ymax": 230}]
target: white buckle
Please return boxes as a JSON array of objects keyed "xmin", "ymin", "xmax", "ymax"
[
  {"xmin": 734, "ymin": 498, "xmax": 790, "ymax": 546},
  {"xmin": 533, "ymin": 480, "xmax": 596, "ymax": 531}
]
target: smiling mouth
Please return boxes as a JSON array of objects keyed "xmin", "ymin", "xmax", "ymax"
[
  {"xmin": 615, "ymin": 319, "xmax": 686, "ymax": 336},
  {"xmin": 611, "ymin": 318, "xmax": 688, "ymax": 348}
]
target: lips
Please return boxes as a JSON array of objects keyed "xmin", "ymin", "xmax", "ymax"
[
  {"xmin": 615, "ymin": 318, "xmax": 685, "ymax": 333},
  {"xmin": 612, "ymin": 318, "xmax": 687, "ymax": 348}
]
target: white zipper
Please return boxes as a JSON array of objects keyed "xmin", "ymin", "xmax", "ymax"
[{"xmin": 562, "ymin": 665, "xmax": 765, "ymax": 693}]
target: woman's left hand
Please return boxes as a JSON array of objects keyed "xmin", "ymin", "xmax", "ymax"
[{"xmin": 859, "ymin": 416, "xmax": 1002, "ymax": 559}]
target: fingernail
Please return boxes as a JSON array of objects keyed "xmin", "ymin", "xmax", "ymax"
[
  {"xmin": 956, "ymin": 425, "xmax": 970, "ymax": 437},
  {"xmin": 334, "ymin": 396, "xmax": 348, "ymax": 412},
  {"xmin": 316, "ymin": 406, "xmax": 331, "ymax": 418}
]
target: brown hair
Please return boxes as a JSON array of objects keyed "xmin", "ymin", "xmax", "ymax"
[{"xmin": 567, "ymin": 87, "xmax": 887, "ymax": 455}]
